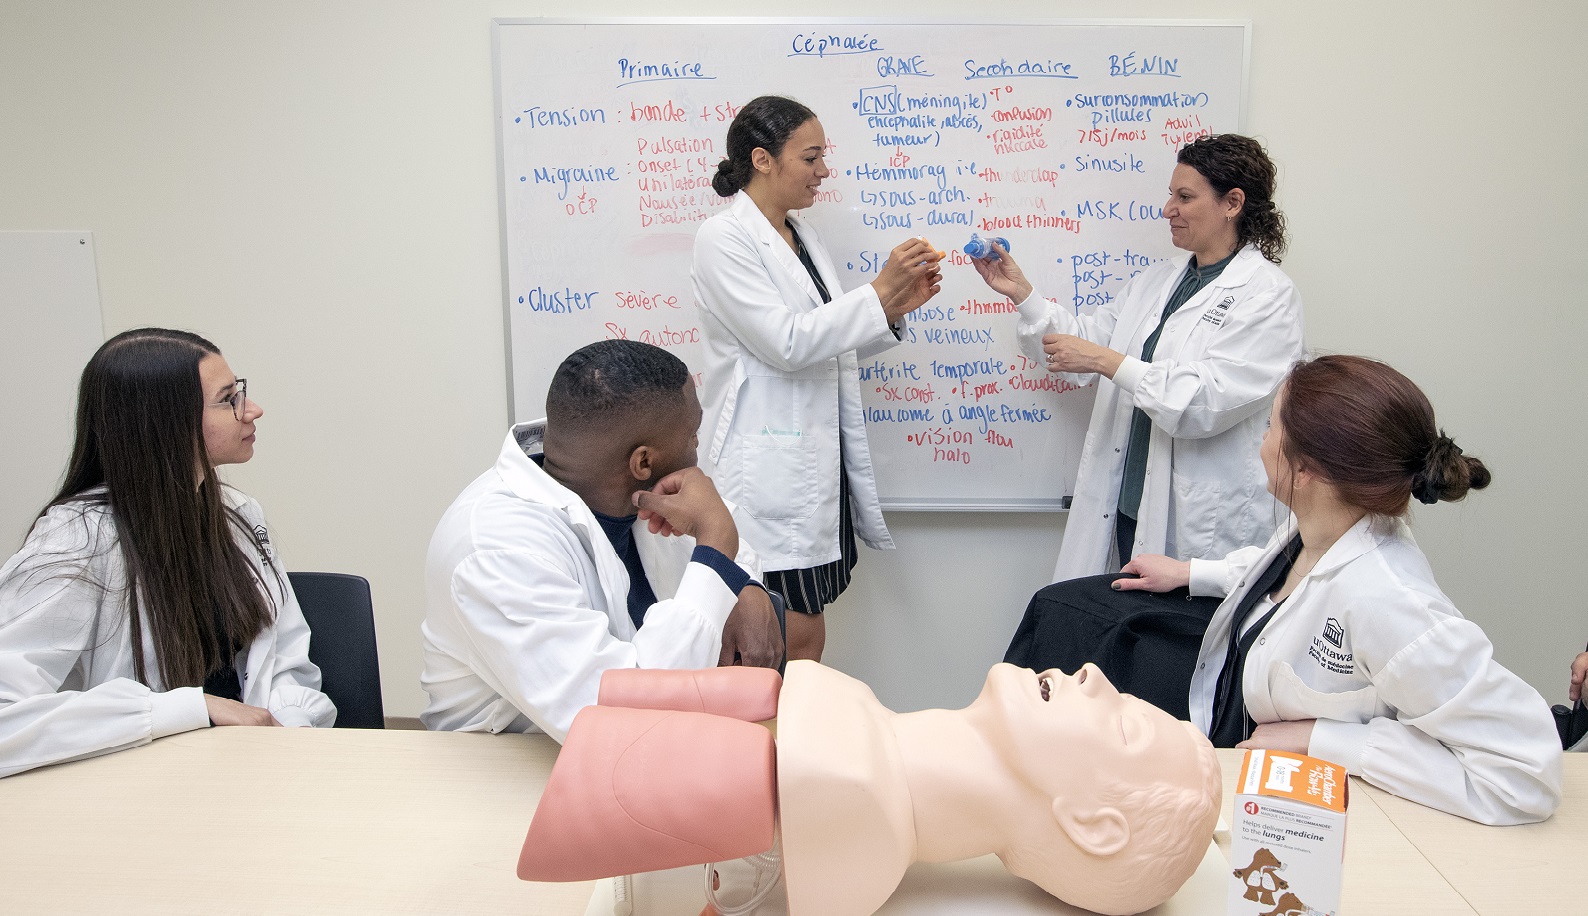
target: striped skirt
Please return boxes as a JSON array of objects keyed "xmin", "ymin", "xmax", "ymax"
[{"xmin": 761, "ymin": 459, "xmax": 858, "ymax": 615}]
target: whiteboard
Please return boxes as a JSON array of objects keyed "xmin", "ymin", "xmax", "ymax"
[
  {"xmin": 0, "ymin": 232, "xmax": 104, "ymax": 553},
  {"xmin": 493, "ymin": 18, "xmax": 1247, "ymax": 510}
]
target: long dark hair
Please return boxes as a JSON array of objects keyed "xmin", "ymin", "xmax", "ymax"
[
  {"xmin": 1176, "ymin": 134, "xmax": 1288, "ymax": 264},
  {"xmin": 38, "ymin": 327, "xmax": 277, "ymax": 688},
  {"xmin": 1278, "ymin": 355, "xmax": 1490, "ymax": 516},
  {"xmin": 711, "ymin": 95, "xmax": 818, "ymax": 197}
]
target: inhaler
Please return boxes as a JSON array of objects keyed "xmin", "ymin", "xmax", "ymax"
[{"xmin": 963, "ymin": 233, "xmax": 1010, "ymax": 260}]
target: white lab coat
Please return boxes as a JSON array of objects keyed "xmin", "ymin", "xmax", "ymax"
[
  {"xmin": 692, "ymin": 191, "xmax": 896, "ymax": 570},
  {"xmin": 0, "ymin": 487, "xmax": 335, "ymax": 779},
  {"xmin": 1016, "ymin": 245, "xmax": 1305, "ymax": 582},
  {"xmin": 419, "ymin": 423, "xmax": 762, "ymax": 742},
  {"xmin": 1187, "ymin": 515, "xmax": 1563, "ymax": 825}
]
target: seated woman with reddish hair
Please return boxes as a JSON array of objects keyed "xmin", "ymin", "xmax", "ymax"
[{"xmin": 1112, "ymin": 354, "xmax": 1560, "ymax": 825}]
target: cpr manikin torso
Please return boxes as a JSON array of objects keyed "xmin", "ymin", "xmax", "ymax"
[
  {"xmin": 777, "ymin": 662, "xmax": 914, "ymax": 915},
  {"xmin": 520, "ymin": 662, "xmax": 1221, "ymax": 916}
]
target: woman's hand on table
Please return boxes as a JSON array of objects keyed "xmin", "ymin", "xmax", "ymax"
[
  {"xmin": 1237, "ymin": 720, "xmax": 1317, "ymax": 755},
  {"xmin": 205, "ymin": 695, "xmax": 282, "ymax": 727}
]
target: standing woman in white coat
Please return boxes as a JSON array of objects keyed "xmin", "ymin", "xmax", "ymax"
[
  {"xmin": 0, "ymin": 328, "xmax": 335, "ymax": 778},
  {"xmin": 973, "ymin": 134, "xmax": 1305, "ymax": 581},
  {"xmin": 1117, "ymin": 355, "xmax": 1561, "ymax": 825},
  {"xmin": 693, "ymin": 96, "xmax": 941, "ymax": 661}
]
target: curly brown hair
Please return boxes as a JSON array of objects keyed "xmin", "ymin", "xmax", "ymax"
[{"xmin": 1177, "ymin": 134, "xmax": 1288, "ymax": 264}]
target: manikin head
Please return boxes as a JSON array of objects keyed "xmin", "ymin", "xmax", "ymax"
[{"xmin": 970, "ymin": 662, "xmax": 1222, "ymax": 915}]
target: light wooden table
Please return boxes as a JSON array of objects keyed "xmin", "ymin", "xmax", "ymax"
[
  {"xmin": 1355, "ymin": 761, "xmax": 1588, "ymax": 915},
  {"xmin": 0, "ymin": 728, "xmax": 592, "ymax": 915},
  {"xmin": 0, "ymin": 731, "xmax": 1578, "ymax": 915}
]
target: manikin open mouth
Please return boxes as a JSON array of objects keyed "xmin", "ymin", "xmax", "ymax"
[{"xmin": 1039, "ymin": 667, "xmax": 1091, "ymax": 702}]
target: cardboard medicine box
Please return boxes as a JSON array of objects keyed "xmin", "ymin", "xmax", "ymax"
[{"xmin": 1228, "ymin": 749, "xmax": 1347, "ymax": 916}]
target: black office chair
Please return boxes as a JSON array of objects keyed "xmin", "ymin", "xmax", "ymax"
[{"xmin": 288, "ymin": 571, "xmax": 385, "ymax": 729}]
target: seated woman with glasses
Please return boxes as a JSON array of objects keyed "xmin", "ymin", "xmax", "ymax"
[{"xmin": 0, "ymin": 328, "xmax": 335, "ymax": 778}]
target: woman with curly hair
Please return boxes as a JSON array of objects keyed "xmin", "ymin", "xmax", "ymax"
[{"xmin": 974, "ymin": 134, "xmax": 1305, "ymax": 582}]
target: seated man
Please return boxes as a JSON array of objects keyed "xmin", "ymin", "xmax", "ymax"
[
  {"xmin": 521, "ymin": 661, "xmax": 1222, "ymax": 916},
  {"xmin": 420, "ymin": 340, "xmax": 782, "ymax": 741}
]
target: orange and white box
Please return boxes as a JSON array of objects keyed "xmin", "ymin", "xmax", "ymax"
[{"xmin": 1227, "ymin": 749, "xmax": 1347, "ymax": 916}]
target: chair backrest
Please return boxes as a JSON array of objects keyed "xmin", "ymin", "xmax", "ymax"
[{"xmin": 287, "ymin": 571, "xmax": 385, "ymax": 728}]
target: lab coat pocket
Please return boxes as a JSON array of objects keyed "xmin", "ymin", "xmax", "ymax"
[
  {"xmin": 1269, "ymin": 661, "xmax": 1382, "ymax": 725},
  {"xmin": 741, "ymin": 437, "xmax": 818, "ymax": 520},
  {"xmin": 1169, "ymin": 469, "xmax": 1222, "ymax": 558}
]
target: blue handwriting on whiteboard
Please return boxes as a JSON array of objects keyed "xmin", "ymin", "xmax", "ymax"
[
  {"xmin": 963, "ymin": 58, "xmax": 1077, "ymax": 79},
  {"xmin": 519, "ymin": 286, "xmax": 599, "ymax": 314},
  {"xmin": 530, "ymin": 165, "xmax": 621, "ymax": 201},
  {"xmin": 876, "ymin": 55, "xmax": 933, "ymax": 77},
  {"xmin": 1068, "ymin": 90, "xmax": 1209, "ymax": 109},
  {"xmin": 516, "ymin": 106, "xmax": 608, "ymax": 128},
  {"xmin": 1108, "ymin": 53, "xmax": 1180, "ymax": 77},
  {"xmin": 789, "ymin": 31, "xmax": 882, "ymax": 57},
  {"xmin": 616, "ymin": 58, "xmax": 713, "ymax": 87},
  {"xmin": 851, "ymin": 161, "xmax": 949, "ymax": 189}
]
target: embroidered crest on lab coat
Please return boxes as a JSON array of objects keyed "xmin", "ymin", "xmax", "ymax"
[
  {"xmin": 1307, "ymin": 617, "xmax": 1354, "ymax": 674},
  {"xmin": 1200, "ymin": 294, "xmax": 1237, "ymax": 327}
]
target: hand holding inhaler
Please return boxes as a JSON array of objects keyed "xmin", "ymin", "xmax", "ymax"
[{"xmin": 873, "ymin": 237, "xmax": 942, "ymax": 324}]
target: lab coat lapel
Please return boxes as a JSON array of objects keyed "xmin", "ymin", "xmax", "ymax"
[
  {"xmin": 1121, "ymin": 252, "xmax": 1193, "ymax": 353},
  {"xmin": 1241, "ymin": 517, "xmax": 1384, "ymax": 638},
  {"xmin": 731, "ymin": 192, "xmax": 823, "ymax": 311},
  {"xmin": 1309, "ymin": 515, "xmax": 1392, "ymax": 579},
  {"xmin": 498, "ymin": 423, "xmax": 636, "ymax": 636},
  {"xmin": 1175, "ymin": 245, "xmax": 1263, "ymax": 323},
  {"xmin": 787, "ymin": 210, "xmax": 842, "ymax": 302}
]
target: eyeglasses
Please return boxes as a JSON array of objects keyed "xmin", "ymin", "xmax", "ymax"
[{"xmin": 212, "ymin": 378, "xmax": 249, "ymax": 421}]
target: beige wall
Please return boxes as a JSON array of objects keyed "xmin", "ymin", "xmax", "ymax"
[{"xmin": 3, "ymin": 1, "xmax": 1583, "ymax": 716}]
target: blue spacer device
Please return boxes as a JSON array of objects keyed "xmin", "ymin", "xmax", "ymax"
[{"xmin": 963, "ymin": 234, "xmax": 1010, "ymax": 260}]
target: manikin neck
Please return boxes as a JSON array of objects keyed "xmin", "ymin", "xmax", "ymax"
[{"xmin": 889, "ymin": 708, "xmax": 1020, "ymax": 863}]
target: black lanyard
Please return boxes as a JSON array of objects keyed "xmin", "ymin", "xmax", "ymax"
[
  {"xmin": 1209, "ymin": 536, "xmax": 1302, "ymax": 746},
  {"xmin": 786, "ymin": 220, "xmax": 831, "ymax": 304}
]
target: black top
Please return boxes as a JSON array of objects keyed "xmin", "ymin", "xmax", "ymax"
[
  {"xmin": 787, "ymin": 220, "xmax": 832, "ymax": 304},
  {"xmin": 1117, "ymin": 248, "xmax": 1238, "ymax": 520},
  {"xmin": 528, "ymin": 453, "xmax": 750, "ymax": 628},
  {"xmin": 202, "ymin": 620, "xmax": 245, "ymax": 703},
  {"xmin": 1208, "ymin": 534, "xmax": 1303, "ymax": 747},
  {"xmin": 593, "ymin": 510, "xmax": 661, "ymax": 630}
]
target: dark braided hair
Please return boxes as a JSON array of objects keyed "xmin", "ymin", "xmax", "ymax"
[{"xmin": 711, "ymin": 96, "xmax": 818, "ymax": 197}]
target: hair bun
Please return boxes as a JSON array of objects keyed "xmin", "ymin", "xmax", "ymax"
[
  {"xmin": 1409, "ymin": 472, "xmax": 1441, "ymax": 505},
  {"xmin": 1410, "ymin": 436, "xmax": 1455, "ymax": 504},
  {"xmin": 711, "ymin": 156, "xmax": 743, "ymax": 197},
  {"xmin": 1412, "ymin": 433, "xmax": 1488, "ymax": 504}
]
